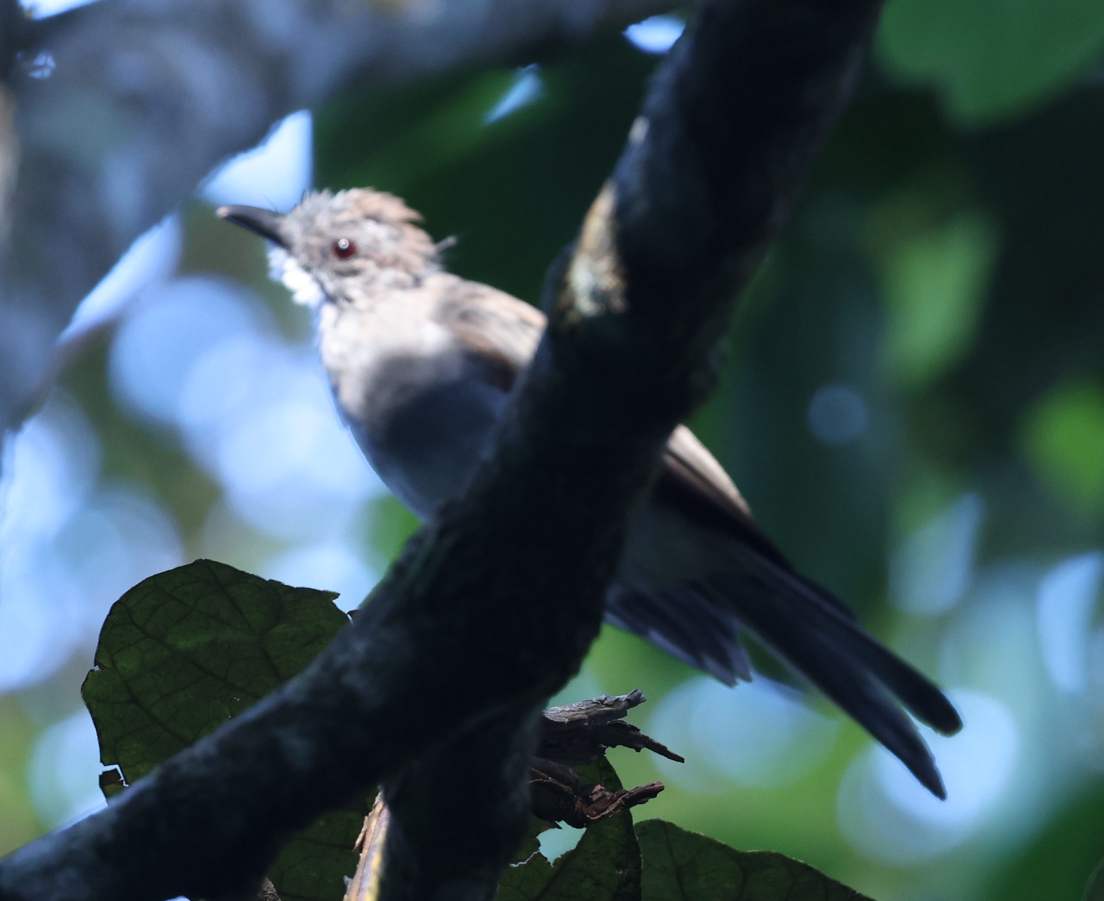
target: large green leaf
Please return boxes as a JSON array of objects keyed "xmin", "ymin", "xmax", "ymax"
[
  {"xmin": 498, "ymin": 758, "xmax": 641, "ymax": 901},
  {"xmin": 635, "ymin": 820, "xmax": 874, "ymax": 901},
  {"xmin": 877, "ymin": 0, "xmax": 1104, "ymax": 125},
  {"xmin": 82, "ymin": 559, "xmax": 362, "ymax": 901}
]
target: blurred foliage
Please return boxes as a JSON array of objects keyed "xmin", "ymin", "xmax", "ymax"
[
  {"xmin": 1020, "ymin": 380, "xmax": 1104, "ymax": 518},
  {"xmin": 3, "ymin": 5, "xmax": 1104, "ymax": 901},
  {"xmin": 869, "ymin": 206, "xmax": 998, "ymax": 389},
  {"xmin": 1086, "ymin": 860, "xmax": 1104, "ymax": 901},
  {"xmin": 363, "ymin": 496, "xmax": 420, "ymax": 572},
  {"xmin": 314, "ymin": 37, "xmax": 652, "ymax": 303},
  {"xmin": 0, "ymin": 698, "xmax": 41, "ymax": 854},
  {"xmin": 877, "ymin": 0, "xmax": 1104, "ymax": 125},
  {"xmin": 979, "ymin": 783, "xmax": 1104, "ymax": 901}
]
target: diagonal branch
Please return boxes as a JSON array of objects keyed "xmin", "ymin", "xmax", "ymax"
[{"xmin": 0, "ymin": 0, "xmax": 883, "ymax": 899}]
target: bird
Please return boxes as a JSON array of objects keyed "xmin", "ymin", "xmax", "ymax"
[{"xmin": 218, "ymin": 188, "xmax": 963, "ymax": 798}]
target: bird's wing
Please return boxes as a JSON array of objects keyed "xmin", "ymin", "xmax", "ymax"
[
  {"xmin": 656, "ymin": 426, "xmax": 854, "ymax": 602},
  {"xmin": 441, "ymin": 283, "xmax": 817, "ymax": 584},
  {"xmin": 435, "ymin": 281, "xmax": 546, "ymax": 390},
  {"xmin": 664, "ymin": 426, "xmax": 752, "ymax": 516}
]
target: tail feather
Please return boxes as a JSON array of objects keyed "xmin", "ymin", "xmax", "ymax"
[
  {"xmin": 605, "ymin": 585, "xmax": 753, "ymax": 685},
  {"xmin": 701, "ymin": 564, "xmax": 959, "ymax": 798},
  {"xmin": 772, "ymin": 568, "xmax": 963, "ymax": 735},
  {"xmin": 605, "ymin": 557, "xmax": 960, "ymax": 795},
  {"xmin": 807, "ymin": 656, "xmax": 947, "ymax": 798}
]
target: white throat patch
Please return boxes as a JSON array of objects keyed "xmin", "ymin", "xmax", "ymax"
[{"xmin": 267, "ymin": 247, "xmax": 327, "ymax": 309}]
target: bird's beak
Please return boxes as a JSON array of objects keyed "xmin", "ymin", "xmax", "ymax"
[{"xmin": 216, "ymin": 205, "xmax": 289, "ymax": 248}]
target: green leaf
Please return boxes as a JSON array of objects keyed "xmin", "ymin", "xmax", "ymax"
[
  {"xmin": 82, "ymin": 559, "xmax": 362, "ymax": 901},
  {"xmin": 1020, "ymin": 380, "xmax": 1104, "ymax": 517},
  {"xmin": 635, "ymin": 820, "xmax": 875, "ymax": 901},
  {"xmin": 268, "ymin": 804, "xmax": 371, "ymax": 901},
  {"xmin": 876, "ymin": 0, "xmax": 1104, "ymax": 126},
  {"xmin": 498, "ymin": 758, "xmax": 642, "ymax": 901}
]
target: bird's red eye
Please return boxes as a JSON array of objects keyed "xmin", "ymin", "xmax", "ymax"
[{"xmin": 332, "ymin": 237, "xmax": 356, "ymax": 259}]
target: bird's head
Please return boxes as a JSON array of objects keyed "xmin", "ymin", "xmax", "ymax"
[{"xmin": 218, "ymin": 189, "xmax": 441, "ymax": 309}]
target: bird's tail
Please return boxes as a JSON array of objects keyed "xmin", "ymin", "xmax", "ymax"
[{"xmin": 697, "ymin": 560, "xmax": 962, "ymax": 798}]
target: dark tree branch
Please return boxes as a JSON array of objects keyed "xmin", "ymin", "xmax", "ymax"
[
  {"xmin": 378, "ymin": 702, "xmax": 545, "ymax": 901},
  {"xmin": 529, "ymin": 760, "xmax": 665, "ymax": 830},
  {"xmin": 360, "ymin": 692, "xmax": 676, "ymax": 900},
  {"xmin": 0, "ymin": 0, "xmax": 676, "ymax": 441},
  {"xmin": 0, "ymin": 0, "xmax": 882, "ymax": 899}
]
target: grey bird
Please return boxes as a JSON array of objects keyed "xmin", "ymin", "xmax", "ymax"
[{"xmin": 218, "ymin": 189, "xmax": 963, "ymax": 797}]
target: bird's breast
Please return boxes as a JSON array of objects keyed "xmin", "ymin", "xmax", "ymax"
[{"xmin": 317, "ymin": 302, "xmax": 508, "ymax": 518}]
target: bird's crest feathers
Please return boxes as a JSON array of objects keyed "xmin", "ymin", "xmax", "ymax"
[
  {"xmin": 275, "ymin": 188, "xmax": 440, "ymax": 308},
  {"xmin": 294, "ymin": 188, "xmax": 424, "ymax": 229}
]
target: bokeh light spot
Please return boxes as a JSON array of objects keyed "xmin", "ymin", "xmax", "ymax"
[
  {"xmin": 891, "ymin": 493, "xmax": 983, "ymax": 616},
  {"xmin": 201, "ymin": 111, "xmax": 313, "ymax": 212},
  {"xmin": 28, "ymin": 711, "xmax": 106, "ymax": 828},
  {"xmin": 109, "ymin": 276, "xmax": 270, "ymax": 425},
  {"xmin": 1036, "ymin": 551, "xmax": 1103, "ymax": 694},
  {"xmin": 838, "ymin": 690, "xmax": 1019, "ymax": 864},
  {"xmin": 484, "ymin": 66, "xmax": 544, "ymax": 124},
  {"xmin": 807, "ymin": 383, "xmax": 869, "ymax": 446},
  {"xmin": 624, "ymin": 16, "xmax": 686, "ymax": 54},
  {"xmin": 650, "ymin": 676, "xmax": 838, "ymax": 791},
  {"xmin": 262, "ymin": 543, "xmax": 378, "ymax": 611}
]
